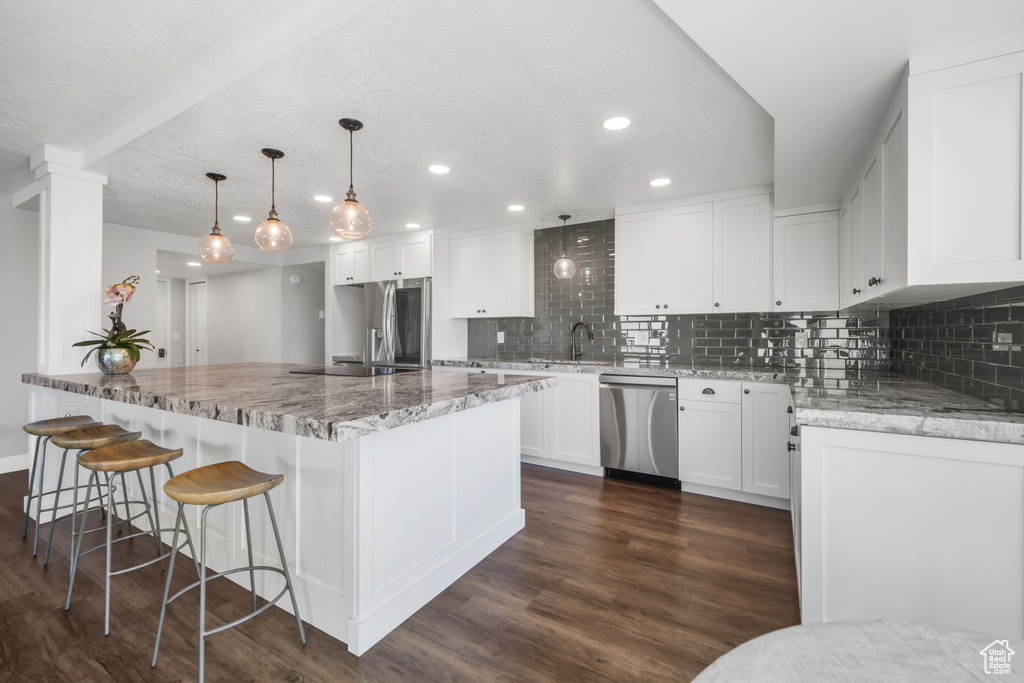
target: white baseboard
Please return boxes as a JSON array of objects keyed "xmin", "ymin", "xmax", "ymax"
[
  {"xmin": 0, "ymin": 453, "xmax": 29, "ymax": 475},
  {"xmin": 520, "ymin": 454, "xmax": 603, "ymax": 477},
  {"xmin": 680, "ymin": 481, "xmax": 790, "ymax": 510}
]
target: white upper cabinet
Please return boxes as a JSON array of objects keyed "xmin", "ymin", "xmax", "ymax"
[
  {"xmin": 772, "ymin": 211, "xmax": 839, "ymax": 312},
  {"xmin": 369, "ymin": 233, "xmax": 432, "ymax": 281},
  {"xmin": 450, "ymin": 228, "xmax": 534, "ymax": 318},
  {"xmin": 616, "ymin": 194, "xmax": 768, "ymax": 315},
  {"xmin": 331, "ymin": 243, "xmax": 370, "ymax": 285},
  {"xmin": 909, "ymin": 50, "xmax": 1024, "ymax": 285},
  {"xmin": 713, "ymin": 195, "xmax": 772, "ymax": 312}
]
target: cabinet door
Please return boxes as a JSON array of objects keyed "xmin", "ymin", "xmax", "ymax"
[
  {"xmin": 881, "ymin": 109, "xmax": 908, "ymax": 295},
  {"xmin": 450, "ymin": 238, "xmax": 482, "ymax": 317},
  {"xmin": 351, "ymin": 246, "xmax": 370, "ymax": 283},
  {"xmin": 660, "ymin": 203, "xmax": 714, "ymax": 313},
  {"xmin": 862, "ymin": 153, "xmax": 884, "ymax": 295},
  {"xmin": 848, "ymin": 185, "xmax": 866, "ymax": 304},
  {"xmin": 333, "ymin": 248, "xmax": 354, "ymax": 285},
  {"xmin": 713, "ymin": 195, "xmax": 771, "ymax": 313},
  {"xmin": 400, "ymin": 234, "xmax": 432, "ymax": 278},
  {"xmin": 550, "ymin": 374, "xmax": 600, "ymax": 466},
  {"xmin": 772, "ymin": 212, "xmax": 839, "ymax": 312},
  {"xmin": 741, "ymin": 383, "xmax": 791, "ymax": 499},
  {"xmin": 481, "ymin": 233, "xmax": 516, "ymax": 317},
  {"xmin": 520, "ymin": 382, "xmax": 549, "ymax": 458},
  {"xmin": 370, "ymin": 241, "xmax": 398, "ymax": 281},
  {"xmin": 678, "ymin": 399, "xmax": 742, "ymax": 490},
  {"xmin": 614, "ymin": 210, "xmax": 659, "ymax": 315},
  {"xmin": 909, "ymin": 51, "xmax": 1024, "ymax": 284}
]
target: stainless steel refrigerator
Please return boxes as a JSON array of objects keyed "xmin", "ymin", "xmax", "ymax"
[{"xmin": 363, "ymin": 277, "xmax": 431, "ymax": 368}]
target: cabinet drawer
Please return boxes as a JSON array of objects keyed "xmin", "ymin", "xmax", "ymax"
[{"xmin": 677, "ymin": 379, "xmax": 742, "ymax": 403}]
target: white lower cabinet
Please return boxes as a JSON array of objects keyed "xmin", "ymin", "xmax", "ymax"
[{"xmin": 678, "ymin": 379, "xmax": 792, "ymax": 508}]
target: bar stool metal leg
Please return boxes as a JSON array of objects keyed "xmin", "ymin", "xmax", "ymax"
[
  {"xmin": 104, "ymin": 472, "xmax": 115, "ymax": 635},
  {"xmin": 265, "ymin": 492, "xmax": 306, "ymax": 645},
  {"xmin": 31, "ymin": 442, "xmax": 48, "ymax": 557},
  {"xmin": 21, "ymin": 435, "xmax": 48, "ymax": 539},
  {"xmin": 42, "ymin": 448, "xmax": 71, "ymax": 565},
  {"xmin": 242, "ymin": 498, "xmax": 257, "ymax": 612},
  {"xmin": 66, "ymin": 471, "xmax": 99, "ymax": 609},
  {"xmin": 198, "ymin": 505, "xmax": 212, "ymax": 682}
]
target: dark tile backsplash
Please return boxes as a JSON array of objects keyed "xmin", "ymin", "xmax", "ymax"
[
  {"xmin": 467, "ymin": 219, "xmax": 891, "ymax": 371},
  {"xmin": 891, "ymin": 285, "xmax": 1024, "ymax": 410}
]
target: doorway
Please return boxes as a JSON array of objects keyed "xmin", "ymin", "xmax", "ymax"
[{"xmin": 187, "ymin": 281, "xmax": 207, "ymax": 366}]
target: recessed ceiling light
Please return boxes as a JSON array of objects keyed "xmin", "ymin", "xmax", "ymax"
[
  {"xmin": 233, "ymin": 215, "xmax": 251, "ymax": 222},
  {"xmin": 329, "ymin": 236, "xmax": 344, "ymax": 242},
  {"xmin": 603, "ymin": 117, "xmax": 631, "ymax": 131},
  {"xmin": 314, "ymin": 195, "xmax": 333, "ymax": 203},
  {"xmin": 508, "ymin": 205, "xmax": 524, "ymax": 212},
  {"xmin": 155, "ymin": 270, "xmax": 160, "ymax": 274},
  {"xmin": 650, "ymin": 178, "xmax": 671, "ymax": 187},
  {"xmin": 428, "ymin": 164, "xmax": 450, "ymax": 174},
  {"xmin": 186, "ymin": 262, "xmax": 202, "ymax": 267},
  {"xmin": 405, "ymin": 223, "xmax": 421, "ymax": 229}
]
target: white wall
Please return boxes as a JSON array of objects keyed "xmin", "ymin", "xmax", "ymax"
[
  {"xmin": 0, "ymin": 196, "xmax": 39, "ymax": 468},
  {"xmin": 206, "ymin": 267, "xmax": 283, "ymax": 364},
  {"xmin": 281, "ymin": 265, "xmax": 325, "ymax": 365}
]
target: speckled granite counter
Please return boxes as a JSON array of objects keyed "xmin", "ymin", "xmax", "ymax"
[
  {"xmin": 436, "ymin": 358, "xmax": 1024, "ymax": 445},
  {"xmin": 22, "ymin": 362, "xmax": 555, "ymax": 442}
]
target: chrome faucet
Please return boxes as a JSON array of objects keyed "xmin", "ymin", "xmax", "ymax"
[{"xmin": 571, "ymin": 321, "xmax": 594, "ymax": 360}]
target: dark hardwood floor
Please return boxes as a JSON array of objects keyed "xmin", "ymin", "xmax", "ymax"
[{"xmin": 0, "ymin": 464, "xmax": 799, "ymax": 682}]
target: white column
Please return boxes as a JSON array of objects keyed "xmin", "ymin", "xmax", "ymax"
[{"xmin": 31, "ymin": 150, "xmax": 107, "ymax": 375}]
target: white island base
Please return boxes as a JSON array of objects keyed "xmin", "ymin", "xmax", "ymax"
[{"xmin": 28, "ymin": 385, "xmax": 525, "ymax": 655}]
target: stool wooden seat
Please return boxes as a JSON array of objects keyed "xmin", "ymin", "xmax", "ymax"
[
  {"xmin": 79, "ymin": 440, "xmax": 183, "ymax": 473},
  {"xmin": 163, "ymin": 461, "xmax": 283, "ymax": 506},
  {"xmin": 153, "ymin": 461, "xmax": 305, "ymax": 681},
  {"xmin": 23, "ymin": 415, "xmax": 100, "ymax": 436},
  {"xmin": 21, "ymin": 415, "xmax": 101, "ymax": 550},
  {"xmin": 52, "ymin": 424, "xmax": 141, "ymax": 450},
  {"xmin": 66, "ymin": 439, "xmax": 196, "ymax": 636}
]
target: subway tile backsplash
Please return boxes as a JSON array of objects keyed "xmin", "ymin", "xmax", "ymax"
[
  {"xmin": 466, "ymin": 219, "xmax": 891, "ymax": 370},
  {"xmin": 890, "ymin": 285, "xmax": 1024, "ymax": 411}
]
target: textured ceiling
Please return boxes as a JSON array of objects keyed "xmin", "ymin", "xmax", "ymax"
[{"xmin": 1, "ymin": 0, "xmax": 773, "ymax": 249}]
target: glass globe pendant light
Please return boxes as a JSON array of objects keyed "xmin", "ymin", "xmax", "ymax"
[
  {"xmin": 254, "ymin": 148, "xmax": 294, "ymax": 252},
  {"xmin": 330, "ymin": 118, "xmax": 372, "ymax": 240},
  {"xmin": 553, "ymin": 214, "xmax": 576, "ymax": 279},
  {"xmin": 198, "ymin": 173, "xmax": 234, "ymax": 263}
]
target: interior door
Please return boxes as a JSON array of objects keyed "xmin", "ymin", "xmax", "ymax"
[{"xmin": 187, "ymin": 281, "xmax": 207, "ymax": 366}]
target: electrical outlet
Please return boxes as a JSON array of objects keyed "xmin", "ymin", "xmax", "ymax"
[
  {"xmin": 172, "ymin": 331, "xmax": 180, "ymax": 341},
  {"xmin": 319, "ymin": 310, "xmax": 325, "ymax": 320},
  {"xmin": 497, "ymin": 331, "xmax": 505, "ymax": 344},
  {"xmin": 63, "ymin": 404, "xmax": 86, "ymax": 417}
]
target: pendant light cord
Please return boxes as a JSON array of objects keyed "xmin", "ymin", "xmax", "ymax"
[
  {"xmin": 214, "ymin": 178, "xmax": 219, "ymax": 228},
  {"xmin": 271, "ymin": 157, "xmax": 277, "ymax": 213},
  {"xmin": 349, "ymin": 129, "xmax": 354, "ymax": 193},
  {"xmin": 562, "ymin": 219, "xmax": 568, "ymax": 257}
]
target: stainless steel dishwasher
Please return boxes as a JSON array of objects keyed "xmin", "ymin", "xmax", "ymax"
[{"xmin": 599, "ymin": 375, "xmax": 679, "ymax": 485}]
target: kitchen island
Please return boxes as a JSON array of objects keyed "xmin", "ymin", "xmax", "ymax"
[{"xmin": 22, "ymin": 363, "xmax": 556, "ymax": 655}]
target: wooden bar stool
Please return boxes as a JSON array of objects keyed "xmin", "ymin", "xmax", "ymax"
[
  {"xmin": 66, "ymin": 439, "xmax": 199, "ymax": 635},
  {"xmin": 152, "ymin": 461, "xmax": 306, "ymax": 682},
  {"xmin": 40, "ymin": 423, "xmax": 142, "ymax": 566},
  {"xmin": 22, "ymin": 415, "xmax": 100, "ymax": 550}
]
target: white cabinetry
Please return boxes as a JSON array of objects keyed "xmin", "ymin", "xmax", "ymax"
[
  {"xmin": 370, "ymin": 233, "xmax": 432, "ymax": 281},
  {"xmin": 772, "ymin": 211, "xmax": 839, "ymax": 312},
  {"xmin": 331, "ymin": 243, "xmax": 370, "ymax": 285},
  {"xmin": 615, "ymin": 194, "xmax": 770, "ymax": 315},
  {"xmin": 450, "ymin": 229, "xmax": 534, "ymax": 318},
  {"xmin": 678, "ymin": 378, "xmax": 791, "ymax": 508},
  {"xmin": 909, "ymin": 50, "xmax": 1024, "ymax": 285},
  {"xmin": 713, "ymin": 195, "xmax": 772, "ymax": 312}
]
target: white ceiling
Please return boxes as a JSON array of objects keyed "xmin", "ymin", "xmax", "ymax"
[
  {"xmin": 1, "ymin": 0, "xmax": 773, "ymax": 249},
  {"xmin": 654, "ymin": 0, "xmax": 1024, "ymax": 210},
  {"xmin": 7, "ymin": 2, "xmax": 1023, "ymax": 251}
]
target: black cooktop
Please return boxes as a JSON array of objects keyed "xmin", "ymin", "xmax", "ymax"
[{"xmin": 290, "ymin": 365, "xmax": 420, "ymax": 377}]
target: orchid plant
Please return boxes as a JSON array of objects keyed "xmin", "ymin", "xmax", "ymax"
[{"xmin": 73, "ymin": 275, "xmax": 154, "ymax": 365}]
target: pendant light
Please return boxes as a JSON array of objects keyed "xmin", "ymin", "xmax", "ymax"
[
  {"xmin": 330, "ymin": 118, "xmax": 372, "ymax": 240},
  {"xmin": 198, "ymin": 173, "xmax": 234, "ymax": 263},
  {"xmin": 553, "ymin": 214, "xmax": 576, "ymax": 279},
  {"xmin": 254, "ymin": 148, "xmax": 294, "ymax": 252}
]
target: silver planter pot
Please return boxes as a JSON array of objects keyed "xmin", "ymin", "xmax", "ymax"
[{"xmin": 95, "ymin": 347, "xmax": 138, "ymax": 375}]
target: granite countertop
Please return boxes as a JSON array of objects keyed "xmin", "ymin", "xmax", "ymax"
[
  {"xmin": 436, "ymin": 358, "xmax": 1024, "ymax": 445},
  {"xmin": 22, "ymin": 363, "xmax": 556, "ymax": 443}
]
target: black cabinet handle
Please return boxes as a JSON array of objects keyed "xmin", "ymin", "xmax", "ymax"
[
  {"xmin": 852, "ymin": 288, "xmax": 861, "ymax": 295},
  {"xmin": 714, "ymin": 302, "xmax": 720, "ymax": 307},
  {"xmin": 787, "ymin": 442, "xmax": 797, "ymax": 452},
  {"xmin": 868, "ymin": 276, "xmax": 881, "ymax": 286},
  {"xmin": 679, "ymin": 406, "xmax": 685, "ymax": 412},
  {"xmin": 664, "ymin": 304, "xmax": 668, "ymax": 309},
  {"xmin": 655, "ymin": 304, "xmax": 661, "ymax": 309},
  {"xmin": 744, "ymin": 389, "xmax": 750, "ymax": 394},
  {"xmin": 702, "ymin": 388, "xmax": 716, "ymax": 395},
  {"xmin": 776, "ymin": 301, "xmax": 782, "ymax": 306}
]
